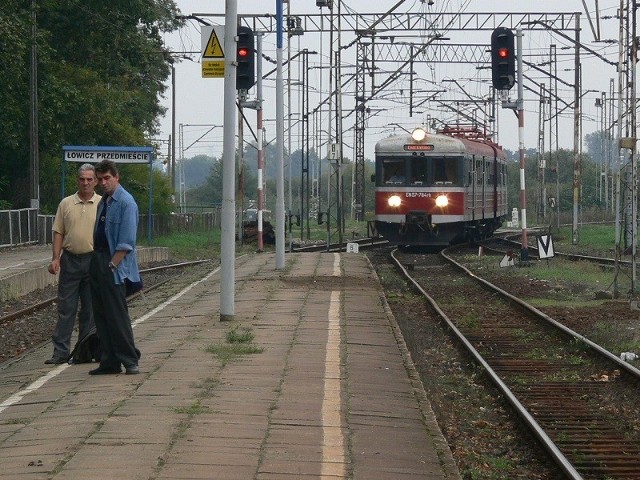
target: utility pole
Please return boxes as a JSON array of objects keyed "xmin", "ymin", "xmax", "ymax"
[
  {"xmin": 171, "ymin": 61, "xmax": 176, "ymax": 202},
  {"xmin": 220, "ymin": 0, "xmax": 238, "ymax": 321},
  {"xmin": 30, "ymin": 0, "xmax": 39, "ymax": 210},
  {"xmin": 572, "ymin": 13, "xmax": 581, "ymax": 245},
  {"xmin": 275, "ymin": 0, "xmax": 286, "ymax": 269}
]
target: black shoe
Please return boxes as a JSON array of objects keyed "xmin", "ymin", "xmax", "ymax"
[
  {"xmin": 89, "ymin": 366, "xmax": 122, "ymax": 375},
  {"xmin": 44, "ymin": 356, "xmax": 67, "ymax": 365},
  {"xmin": 125, "ymin": 365, "xmax": 139, "ymax": 375}
]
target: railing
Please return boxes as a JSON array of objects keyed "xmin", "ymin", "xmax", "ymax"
[
  {"xmin": 0, "ymin": 209, "xmax": 40, "ymax": 247},
  {"xmin": 0, "ymin": 209, "xmax": 221, "ymax": 248}
]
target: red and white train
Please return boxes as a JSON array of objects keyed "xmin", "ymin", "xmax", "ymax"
[{"xmin": 373, "ymin": 126, "xmax": 509, "ymax": 246}]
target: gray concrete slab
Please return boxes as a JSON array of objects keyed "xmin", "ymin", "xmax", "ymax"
[{"xmin": 0, "ymin": 252, "xmax": 461, "ymax": 479}]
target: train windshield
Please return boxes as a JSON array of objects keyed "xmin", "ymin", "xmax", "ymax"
[
  {"xmin": 382, "ymin": 159, "xmax": 406, "ymax": 184},
  {"xmin": 379, "ymin": 156, "xmax": 461, "ymax": 186}
]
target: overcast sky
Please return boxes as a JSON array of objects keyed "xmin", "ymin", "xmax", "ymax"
[{"xmin": 157, "ymin": 1, "xmax": 622, "ymax": 161}]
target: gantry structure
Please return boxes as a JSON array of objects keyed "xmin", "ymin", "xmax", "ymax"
[{"xmin": 189, "ymin": 7, "xmax": 623, "ymax": 257}]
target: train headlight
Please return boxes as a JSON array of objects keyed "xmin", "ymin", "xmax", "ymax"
[
  {"xmin": 411, "ymin": 127, "xmax": 427, "ymax": 142},
  {"xmin": 435, "ymin": 195, "xmax": 448, "ymax": 208},
  {"xmin": 388, "ymin": 195, "xmax": 402, "ymax": 207}
]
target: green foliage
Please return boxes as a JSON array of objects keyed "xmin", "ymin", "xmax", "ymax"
[
  {"xmin": 506, "ymin": 147, "xmax": 608, "ymax": 220},
  {"xmin": 0, "ymin": 0, "xmax": 183, "ymax": 210},
  {"xmin": 141, "ymin": 230, "xmax": 221, "ymax": 261},
  {"xmin": 184, "ymin": 143, "xmax": 376, "ymax": 216}
]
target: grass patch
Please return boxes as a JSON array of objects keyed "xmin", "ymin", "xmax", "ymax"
[
  {"xmin": 172, "ymin": 400, "xmax": 208, "ymax": 416},
  {"xmin": 140, "ymin": 229, "xmax": 270, "ymax": 261},
  {"xmin": 206, "ymin": 326, "xmax": 264, "ymax": 366},
  {"xmin": 226, "ymin": 326, "xmax": 255, "ymax": 344},
  {"xmin": 526, "ymin": 297, "xmax": 608, "ymax": 308}
]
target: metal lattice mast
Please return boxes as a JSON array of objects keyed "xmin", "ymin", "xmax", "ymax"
[
  {"xmin": 326, "ymin": 1, "xmax": 343, "ymax": 249},
  {"xmin": 300, "ymin": 50, "xmax": 310, "ymax": 240},
  {"xmin": 536, "ymin": 83, "xmax": 547, "ymax": 223},
  {"xmin": 614, "ymin": 0, "xmax": 637, "ymax": 295},
  {"xmin": 353, "ymin": 40, "xmax": 368, "ymax": 222}
]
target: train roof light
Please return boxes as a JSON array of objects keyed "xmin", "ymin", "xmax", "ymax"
[{"xmin": 411, "ymin": 127, "xmax": 427, "ymax": 142}]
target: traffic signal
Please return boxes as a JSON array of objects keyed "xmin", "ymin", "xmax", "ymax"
[
  {"xmin": 236, "ymin": 26, "xmax": 255, "ymax": 90},
  {"xmin": 491, "ymin": 27, "xmax": 515, "ymax": 91}
]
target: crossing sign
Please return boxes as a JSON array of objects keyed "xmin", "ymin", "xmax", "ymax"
[
  {"xmin": 537, "ymin": 234, "xmax": 555, "ymax": 259},
  {"xmin": 201, "ymin": 26, "xmax": 225, "ymax": 78}
]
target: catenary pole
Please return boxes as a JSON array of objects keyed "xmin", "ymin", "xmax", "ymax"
[
  {"xmin": 275, "ymin": 0, "xmax": 285, "ymax": 269},
  {"xmin": 517, "ymin": 29, "xmax": 528, "ymax": 262},
  {"xmin": 256, "ymin": 33, "xmax": 265, "ymax": 253},
  {"xmin": 220, "ymin": 0, "xmax": 237, "ymax": 321}
]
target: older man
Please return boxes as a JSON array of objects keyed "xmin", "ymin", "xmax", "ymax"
[{"xmin": 45, "ymin": 163, "xmax": 100, "ymax": 364}]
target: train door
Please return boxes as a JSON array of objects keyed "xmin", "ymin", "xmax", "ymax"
[
  {"xmin": 467, "ymin": 156, "xmax": 475, "ymax": 221},
  {"xmin": 483, "ymin": 157, "xmax": 490, "ymax": 219},
  {"xmin": 491, "ymin": 153, "xmax": 500, "ymax": 218},
  {"xmin": 475, "ymin": 156, "xmax": 484, "ymax": 219}
]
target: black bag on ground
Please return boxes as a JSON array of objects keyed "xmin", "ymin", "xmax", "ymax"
[{"xmin": 68, "ymin": 326, "xmax": 102, "ymax": 364}]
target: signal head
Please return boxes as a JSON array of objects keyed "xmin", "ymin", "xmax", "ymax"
[{"xmin": 490, "ymin": 27, "xmax": 515, "ymax": 91}]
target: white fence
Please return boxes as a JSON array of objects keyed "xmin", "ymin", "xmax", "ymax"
[{"xmin": 0, "ymin": 209, "xmax": 220, "ymax": 248}]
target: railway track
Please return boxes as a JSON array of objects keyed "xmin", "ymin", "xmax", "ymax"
[
  {"xmin": 0, "ymin": 260, "xmax": 210, "ymax": 325},
  {"xmin": 0, "ymin": 260, "xmax": 213, "ymax": 366},
  {"xmin": 392, "ymin": 247, "xmax": 640, "ymax": 479}
]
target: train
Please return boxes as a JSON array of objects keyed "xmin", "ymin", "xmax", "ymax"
[{"xmin": 373, "ymin": 126, "xmax": 509, "ymax": 247}]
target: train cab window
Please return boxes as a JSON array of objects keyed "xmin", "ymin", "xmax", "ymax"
[
  {"xmin": 433, "ymin": 157, "xmax": 459, "ymax": 185},
  {"xmin": 382, "ymin": 159, "xmax": 406, "ymax": 185},
  {"xmin": 410, "ymin": 159, "xmax": 428, "ymax": 185}
]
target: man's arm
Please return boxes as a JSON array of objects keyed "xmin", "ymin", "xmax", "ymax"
[{"xmin": 48, "ymin": 232, "xmax": 64, "ymax": 275}]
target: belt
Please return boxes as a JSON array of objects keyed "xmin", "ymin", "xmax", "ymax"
[{"xmin": 64, "ymin": 250, "xmax": 93, "ymax": 257}]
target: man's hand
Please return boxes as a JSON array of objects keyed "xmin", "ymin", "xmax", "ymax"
[{"xmin": 48, "ymin": 259, "xmax": 60, "ymax": 275}]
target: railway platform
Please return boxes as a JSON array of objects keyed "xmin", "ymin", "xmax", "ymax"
[{"xmin": 0, "ymin": 251, "xmax": 460, "ymax": 479}]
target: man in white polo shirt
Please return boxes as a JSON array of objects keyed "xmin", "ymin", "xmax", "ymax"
[{"xmin": 45, "ymin": 163, "xmax": 101, "ymax": 364}]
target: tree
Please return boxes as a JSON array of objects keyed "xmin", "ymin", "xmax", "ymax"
[{"xmin": 0, "ymin": 0, "xmax": 183, "ymax": 212}]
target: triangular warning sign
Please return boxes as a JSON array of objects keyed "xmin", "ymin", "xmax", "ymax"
[{"xmin": 203, "ymin": 30, "xmax": 224, "ymax": 58}]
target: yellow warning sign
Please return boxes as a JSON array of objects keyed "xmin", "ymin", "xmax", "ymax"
[
  {"xmin": 202, "ymin": 60, "xmax": 225, "ymax": 78},
  {"xmin": 203, "ymin": 29, "xmax": 224, "ymax": 59},
  {"xmin": 201, "ymin": 26, "xmax": 225, "ymax": 78}
]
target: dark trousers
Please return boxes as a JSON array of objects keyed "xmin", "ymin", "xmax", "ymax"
[
  {"xmin": 52, "ymin": 251, "xmax": 93, "ymax": 358},
  {"xmin": 89, "ymin": 251, "xmax": 138, "ymax": 369}
]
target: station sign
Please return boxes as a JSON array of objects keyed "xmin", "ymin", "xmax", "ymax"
[{"xmin": 63, "ymin": 146, "xmax": 153, "ymax": 164}]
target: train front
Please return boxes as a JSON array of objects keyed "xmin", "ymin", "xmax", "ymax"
[{"xmin": 373, "ymin": 127, "xmax": 468, "ymax": 246}]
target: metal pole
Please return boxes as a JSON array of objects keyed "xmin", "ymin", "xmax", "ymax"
[
  {"xmin": 572, "ymin": 13, "xmax": 581, "ymax": 245},
  {"xmin": 237, "ymin": 102, "xmax": 244, "ymax": 246},
  {"xmin": 220, "ymin": 0, "xmax": 238, "ymax": 321},
  {"xmin": 631, "ymin": 0, "xmax": 637, "ymax": 292},
  {"xmin": 171, "ymin": 62, "xmax": 176, "ymax": 201},
  {"xmin": 30, "ymin": 0, "xmax": 39, "ymax": 210},
  {"xmin": 256, "ymin": 33, "xmax": 265, "ymax": 252},
  {"xmin": 286, "ymin": 0, "xmax": 293, "ymax": 251},
  {"xmin": 275, "ymin": 0, "xmax": 286, "ymax": 269},
  {"xmin": 517, "ymin": 29, "xmax": 528, "ymax": 262}
]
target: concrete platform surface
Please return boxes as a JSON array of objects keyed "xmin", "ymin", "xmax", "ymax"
[{"xmin": 0, "ymin": 252, "xmax": 460, "ymax": 479}]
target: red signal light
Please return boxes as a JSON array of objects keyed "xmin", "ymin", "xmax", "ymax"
[
  {"xmin": 238, "ymin": 47, "xmax": 249, "ymax": 58},
  {"xmin": 498, "ymin": 47, "xmax": 509, "ymax": 58}
]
